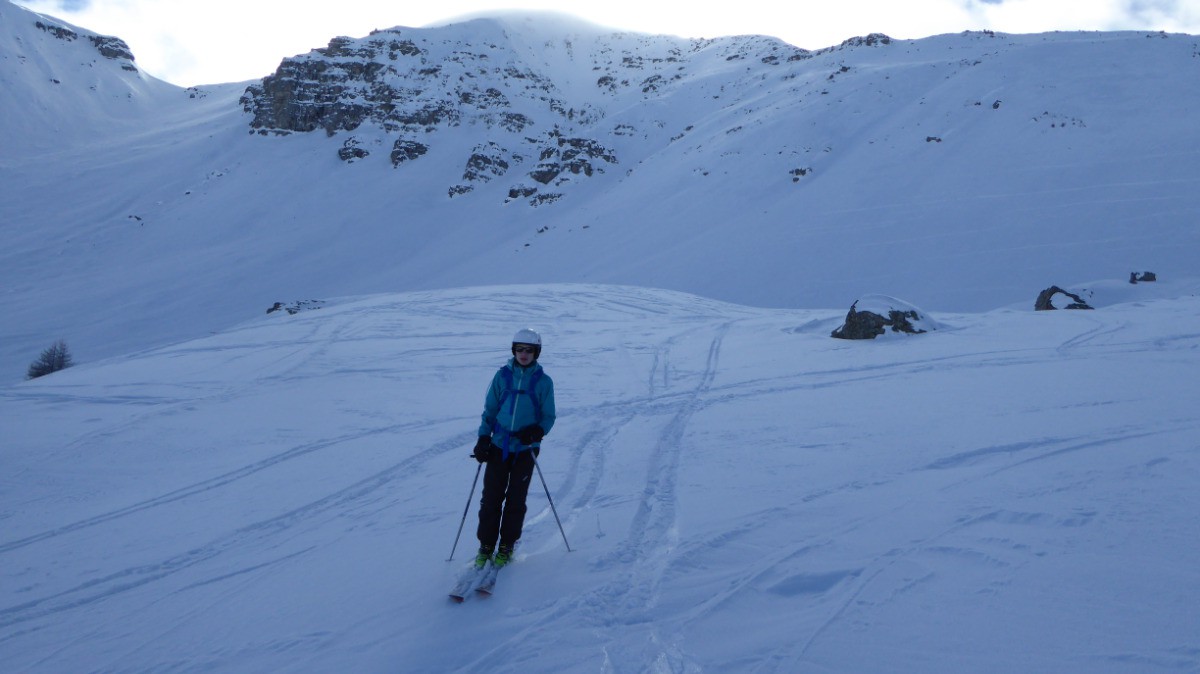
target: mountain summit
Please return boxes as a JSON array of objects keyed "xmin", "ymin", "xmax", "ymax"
[
  {"xmin": 239, "ymin": 13, "xmax": 817, "ymax": 207},
  {"xmin": 1, "ymin": 0, "xmax": 1198, "ymax": 378}
]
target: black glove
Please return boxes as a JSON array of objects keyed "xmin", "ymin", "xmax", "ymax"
[
  {"xmin": 514, "ymin": 424, "xmax": 544, "ymax": 445},
  {"xmin": 473, "ymin": 436, "xmax": 492, "ymax": 463}
]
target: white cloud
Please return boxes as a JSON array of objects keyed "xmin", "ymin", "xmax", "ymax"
[
  {"xmin": 14, "ymin": 0, "xmax": 1200, "ymax": 86},
  {"xmin": 966, "ymin": 0, "xmax": 1200, "ymax": 33}
]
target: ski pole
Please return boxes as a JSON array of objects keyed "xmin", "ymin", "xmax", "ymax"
[
  {"xmin": 447, "ymin": 461, "xmax": 482, "ymax": 562},
  {"xmin": 534, "ymin": 457, "xmax": 572, "ymax": 552}
]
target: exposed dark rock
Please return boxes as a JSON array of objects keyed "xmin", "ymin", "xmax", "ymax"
[
  {"xmin": 829, "ymin": 33, "xmax": 893, "ymax": 51},
  {"xmin": 528, "ymin": 135, "xmax": 617, "ymax": 185},
  {"xmin": 392, "ymin": 103, "xmax": 461, "ymax": 132},
  {"xmin": 392, "ymin": 40, "xmax": 423, "ymax": 56},
  {"xmin": 390, "ymin": 139, "xmax": 428, "ymax": 166},
  {"xmin": 831, "ymin": 296, "xmax": 936, "ymax": 339},
  {"xmin": 496, "ymin": 112, "xmax": 533, "ymax": 133},
  {"xmin": 790, "ymin": 167, "xmax": 812, "ymax": 182},
  {"xmin": 241, "ymin": 30, "xmax": 544, "ymax": 136},
  {"xmin": 88, "ymin": 35, "xmax": 135, "ymax": 62},
  {"xmin": 1035, "ymin": 286, "xmax": 1094, "ymax": 310},
  {"xmin": 35, "ymin": 21, "xmax": 77, "ymax": 41},
  {"xmin": 641, "ymin": 74, "xmax": 664, "ymax": 93},
  {"xmin": 1129, "ymin": 271, "xmax": 1157, "ymax": 284},
  {"xmin": 559, "ymin": 137, "xmax": 616, "ymax": 163},
  {"xmin": 530, "ymin": 193, "xmax": 563, "ymax": 207},
  {"xmin": 235, "ymin": 24, "xmax": 823, "ymax": 206},
  {"xmin": 317, "ymin": 36, "xmax": 364, "ymax": 58},
  {"xmin": 241, "ymin": 57, "xmax": 384, "ymax": 133},
  {"xmin": 267, "ymin": 300, "xmax": 325, "ymax": 315},
  {"xmin": 473, "ymin": 87, "xmax": 510, "ymax": 109},
  {"xmin": 506, "ymin": 185, "xmax": 538, "ymax": 201},
  {"xmin": 529, "ymin": 166, "xmax": 562, "ymax": 184},
  {"xmin": 338, "ymin": 138, "xmax": 369, "ymax": 162},
  {"xmin": 462, "ymin": 143, "xmax": 511, "ymax": 183},
  {"xmin": 35, "ymin": 20, "xmax": 136, "ymax": 69}
]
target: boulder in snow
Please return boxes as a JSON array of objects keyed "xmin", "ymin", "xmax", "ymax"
[
  {"xmin": 338, "ymin": 138, "xmax": 369, "ymax": 162},
  {"xmin": 390, "ymin": 139, "xmax": 428, "ymax": 166},
  {"xmin": 831, "ymin": 295, "xmax": 938, "ymax": 339},
  {"xmin": 1034, "ymin": 286, "xmax": 1094, "ymax": 311},
  {"xmin": 266, "ymin": 300, "xmax": 326, "ymax": 316},
  {"xmin": 1129, "ymin": 271, "xmax": 1157, "ymax": 284}
]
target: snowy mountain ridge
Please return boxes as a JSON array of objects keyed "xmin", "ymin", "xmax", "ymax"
[
  {"xmin": 1, "ymin": 0, "xmax": 1199, "ymax": 380},
  {"xmin": 0, "ymin": 2, "xmax": 177, "ymax": 149},
  {"xmin": 3, "ymin": 4, "xmax": 1200, "ymax": 671},
  {"xmin": 238, "ymin": 15, "xmax": 820, "ymax": 205}
]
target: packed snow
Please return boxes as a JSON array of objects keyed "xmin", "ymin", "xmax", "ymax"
[{"xmin": 3, "ymin": 2, "xmax": 1200, "ymax": 671}]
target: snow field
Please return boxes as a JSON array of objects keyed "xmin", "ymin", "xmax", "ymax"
[{"xmin": 3, "ymin": 284, "xmax": 1198, "ymax": 672}]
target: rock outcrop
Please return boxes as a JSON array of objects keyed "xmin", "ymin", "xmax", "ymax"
[
  {"xmin": 34, "ymin": 19, "xmax": 137, "ymax": 71},
  {"xmin": 831, "ymin": 295, "xmax": 937, "ymax": 339},
  {"xmin": 1035, "ymin": 286, "xmax": 1094, "ymax": 311},
  {"xmin": 238, "ymin": 19, "xmax": 812, "ymax": 206},
  {"xmin": 266, "ymin": 300, "xmax": 326, "ymax": 315}
]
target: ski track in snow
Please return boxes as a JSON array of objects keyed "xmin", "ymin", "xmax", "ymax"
[
  {"xmin": 3, "ymin": 287, "xmax": 1199, "ymax": 672},
  {"xmin": 491, "ymin": 302, "xmax": 1197, "ymax": 672},
  {"xmin": 449, "ymin": 320, "xmax": 733, "ymax": 672},
  {"xmin": 0, "ymin": 429, "xmax": 471, "ymax": 634},
  {"xmin": 750, "ymin": 420, "xmax": 1197, "ymax": 672},
  {"xmin": 0, "ymin": 287, "xmax": 735, "ymax": 661},
  {"xmin": 596, "ymin": 325, "xmax": 729, "ymax": 644},
  {"xmin": 451, "ymin": 307, "xmax": 1195, "ymax": 672}
]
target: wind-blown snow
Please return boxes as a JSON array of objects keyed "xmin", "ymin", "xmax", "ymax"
[{"xmin": 2, "ymin": 2, "xmax": 1200, "ymax": 670}]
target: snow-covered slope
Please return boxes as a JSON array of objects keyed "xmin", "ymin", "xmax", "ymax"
[
  {"xmin": 3, "ymin": 6, "xmax": 1199, "ymax": 669},
  {"xmin": 1, "ymin": 0, "xmax": 1198, "ymax": 381},
  {"xmin": 3, "ymin": 284, "xmax": 1198, "ymax": 672},
  {"xmin": 0, "ymin": 0, "xmax": 180, "ymax": 151}
]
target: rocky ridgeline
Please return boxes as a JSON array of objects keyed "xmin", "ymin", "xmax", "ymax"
[
  {"xmin": 34, "ymin": 19, "xmax": 137, "ymax": 71},
  {"xmin": 240, "ymin": 22, "xmax": 815, "ymax": 206}
]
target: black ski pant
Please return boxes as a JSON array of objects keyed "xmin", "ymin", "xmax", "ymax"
[{"xmin": 476, "ymin": 446, "xmax": 536, "ymax": 549}]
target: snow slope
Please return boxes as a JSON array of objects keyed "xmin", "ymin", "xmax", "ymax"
[
  {"xmin": 2, "ymin": 0, "xmax": 1199, "ymax": 381},
  {"xmin": 2, "ymin": 284, "xmax": 1199, "ymax": 672},
  {"xmin": 3, "ymin": 5, "xmax": 1200, "ymax": 670}
]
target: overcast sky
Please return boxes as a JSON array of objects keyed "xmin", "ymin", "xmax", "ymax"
[{"xmin": 15, "ymin": 0, "xmax": 1200, "ymax": 86}]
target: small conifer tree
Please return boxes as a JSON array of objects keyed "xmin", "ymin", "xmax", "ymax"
[{"xmin": 27, "ymin": 340, "xmax": 73, "ymax": 379}]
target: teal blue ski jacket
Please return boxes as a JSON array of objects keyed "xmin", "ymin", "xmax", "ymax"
[{"xmin": 478, "ymin": 359, "xmax": 556, "ymax": 458}]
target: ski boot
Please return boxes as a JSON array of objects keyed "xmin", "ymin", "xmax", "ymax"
[
  {"xmin": 492, "ymin": 542, "xmax": 514, "ymax": 568},
  {"xmin": 474, "ymin": 544, "xmax": 494, "ymax": 570}
]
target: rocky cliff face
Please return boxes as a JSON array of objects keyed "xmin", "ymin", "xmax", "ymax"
[
  {"xmin": 33, "ymin": 18, "xmax": 138, "ymax": 71},
  {"xmin": 240, "ymin": 17, "xmax": 818, "ymax": 206}
]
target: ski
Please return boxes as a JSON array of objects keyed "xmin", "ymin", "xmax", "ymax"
[
  {"xmin": 448, "ymin": 565, "xmax": 485, "ymax": 602},
  {"xmin": 475, "ymin": 562, "xmax": 502, "ymax": 595}
]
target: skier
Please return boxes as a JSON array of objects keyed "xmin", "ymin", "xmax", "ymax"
[{"xmin": 472, "ymin": 328, "xmax": 556, "ymax": 570}]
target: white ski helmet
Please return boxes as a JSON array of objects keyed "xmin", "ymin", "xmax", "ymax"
[{"xmin": 512, "ymin": 328, "xmax": 542, "ymax": 358}]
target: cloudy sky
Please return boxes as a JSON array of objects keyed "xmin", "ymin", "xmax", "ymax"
[{"xmin": 15, "ymin": 0, "xmax": 1200, "ymax": 86}]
